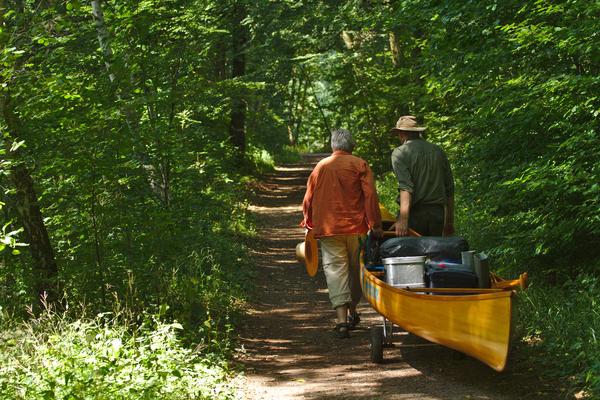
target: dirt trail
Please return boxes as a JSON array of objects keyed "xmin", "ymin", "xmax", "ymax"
[{"xmin": 237, "ymin": 155, "xmax": 557, "ymax": 400}]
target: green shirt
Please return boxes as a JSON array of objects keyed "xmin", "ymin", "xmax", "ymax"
[{"xmin": 391, "ymin": 138, "xmax": 454, "ymax": 207}]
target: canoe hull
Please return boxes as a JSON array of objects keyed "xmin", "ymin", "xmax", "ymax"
[{"xmin": 361, "ymin": 265, "xmax": 514, "ymax": 371}]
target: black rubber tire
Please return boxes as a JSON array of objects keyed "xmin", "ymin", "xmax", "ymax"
[{"xmin": 370, "ymin": 326, "xmax": 384, "ymax": 363}]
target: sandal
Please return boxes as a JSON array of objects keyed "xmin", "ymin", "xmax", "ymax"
[
  {"xmin": 348, "ymin": 312, "xmax": 361, "ymax": 329},
  {"xmin": 334, "ymin": 322, "xmax": 350, "ymax": 339}
]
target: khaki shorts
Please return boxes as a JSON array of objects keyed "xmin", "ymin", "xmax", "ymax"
[{"xmin": 319, "ymin": 234, "xmax": 366, "ymax": 309}]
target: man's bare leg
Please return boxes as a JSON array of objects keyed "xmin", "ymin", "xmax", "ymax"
[{"xmin": 336, "ymin": 304, "xmax": 348, "ymax": 325}]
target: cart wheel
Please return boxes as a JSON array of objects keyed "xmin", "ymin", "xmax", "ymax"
[{"xmin": 370, "ymin": 326, "xmax": 384, "ymax": 363}]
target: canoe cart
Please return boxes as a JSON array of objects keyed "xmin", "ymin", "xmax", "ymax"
[{"xmin": 360, "ymin": 230, "xmax": 527, "ymax": 372}]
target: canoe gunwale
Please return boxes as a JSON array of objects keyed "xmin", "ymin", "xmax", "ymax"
[{"xmin": 363, "ymin": 267, "xmax": 515, "ymax": 301}]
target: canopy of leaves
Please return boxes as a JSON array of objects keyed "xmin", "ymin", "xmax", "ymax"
[{"xmin": 275, "ymin": 0, "xmax": 600, "ymax": 279}]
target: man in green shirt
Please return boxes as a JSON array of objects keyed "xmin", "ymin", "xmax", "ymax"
[{"xmin": 390, "ymin": 116, "xmax": 455, "ymax": 237}]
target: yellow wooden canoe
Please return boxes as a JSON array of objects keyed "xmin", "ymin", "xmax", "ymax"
[
  {"xmin": 360, "ymin": 234, "xmax": 527, "ymax": 372},
  {"xmin": 361, "ymin": 265, "xmax": 527, "ymax": 371},
  {"xmin": 361, "ymin": 205, "xmax": 527, "ymax": 371}
]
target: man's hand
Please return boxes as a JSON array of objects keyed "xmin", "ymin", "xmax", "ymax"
[
  {"xmin": 395, "ymin": 190, "xmax": 411, "ymax": 237},
  {"xmin": 371, "ymin": 226, "xmax": 383, "ymax": 239},
  {"xmin": 392, "ymin": 219, "xmax": 408, "ymax": 236},
  {"xmin": 300, "ymin": 219, "xmax": 313, "ymax": 231}
]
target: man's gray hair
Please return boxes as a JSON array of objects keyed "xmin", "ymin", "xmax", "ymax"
[{"xmin": 331, "ymin": 128, "xmax": 356, "ymax": 152}]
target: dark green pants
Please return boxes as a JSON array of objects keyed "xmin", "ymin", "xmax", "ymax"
[{"xmin": 409, "ymin": 204, "xmax": 445, "ymax": 236}]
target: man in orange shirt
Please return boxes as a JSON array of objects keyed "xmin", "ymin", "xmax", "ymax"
[{"xmin": 302, "ymin": 129, "xmax": 383, "ymax": 338}]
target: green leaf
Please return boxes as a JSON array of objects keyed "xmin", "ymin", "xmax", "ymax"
[{"xmin": 9, "ymin": 140, "xmax": 25, "ymax": 152}]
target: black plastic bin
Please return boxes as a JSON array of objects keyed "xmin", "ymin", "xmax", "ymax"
[{"xmin": 426, "ymin": 269, "xmax": 478, "ymax": 294}]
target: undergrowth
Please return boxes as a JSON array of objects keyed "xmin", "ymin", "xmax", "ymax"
[
  {"xmin": 517, "ymin": 274, "xmax": 600, "ymax": 398},
  {"xmin": 0, "ymin": 308, "xmax": 241, "ymax": 400}
]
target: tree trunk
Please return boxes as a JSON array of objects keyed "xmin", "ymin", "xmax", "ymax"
[
  {"xmin": 90, "ymin": 0, "xmax": 139, "ymax": 133},
  {"xmin": 294, "ymin": 78, "xmax": 308, "ymax": 143},
  {"xmin": 299, "ymin": 67, "xmax": 331, "ymax": 144},
  {"xmin": 0, "ymin": 93, "xmax": 58, "ymax": 305},
  {"xmin": 91, "ymin": 0, "xmax": 116, "ymax": 84},
  {"xmin": 213, "ymin": 37, "xmax": 227, "ymax": 81},
  {"xmin": 286, "ymin": 74, "xmax": 298, "ymax": 146},
  {"xmin": 389, "ymin": 31, "xmax": 401, "ymax": 67},
  {"xmin": 0, "ymin": 0, "xmax": 60, "ymax": 308},
  {"xmin": 287, "ymin": 71, "xmax": 308, "ymax": 146},
  {"xmin": 229, "ymin": 2, "xmax": 247, "ymax": 155}
]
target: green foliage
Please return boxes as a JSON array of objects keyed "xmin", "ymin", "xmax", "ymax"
[
  {"xmin": 277, "ymin": 0, "xmax": 600, "ymax": 279},
  {"xmin": 1, "ymin": 0, "xmax": 599, "ymax": 395},
  {"xmin": 0, "ymin": 0, "xmax": 255, "ymax": 320},
  {"xmin": 1, "ymin": 1, "xmax": 257, "ymax": 390},
  {"xmin": 421, "ymin": 0, "xmax": 600, "ymax": 276},
  {"xmin": 272, "ymin": 145, "xmax": 303, "ymax": 164},
  {"xmin": 375, "ymin": 172, "xmax": 399, "ymax": 217},
  {"xmin": 247, "ymin": 145, "xmax": 276, "ymax": 174},
  {"xmin": 151, "ymin": 248, "xmax": 248, "ymax": 354},
  {"xmin": 517, "ymin": 275, "xmax": 600, "ymax": 397},
  {"xmin": 0, "ymin": 312, "xmax": 240, "ymax": 400},
  {"xmin": 0, "ymin": 145, "xmax": 24, "ymax": 256}
]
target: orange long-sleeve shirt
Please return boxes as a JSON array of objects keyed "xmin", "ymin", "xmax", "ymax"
[{"xmin": 302, "ymin": 151, "xmax": 382, "ymax": 238}]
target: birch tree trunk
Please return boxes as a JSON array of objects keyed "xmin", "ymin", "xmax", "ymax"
[
  {"xmin": 90, "ymin": 0, "xmax": 138, "ymax": 132},
  {"xmin": 91, "ymin": 0, "xmax": 116, "ymax": 84},
  {"xmin": 91, "ymin": 0, "xmax": 169, "ymax": 204},
  {"xmin": 229, "ymin": 2, "xmax": 247, "ymax": 155}
]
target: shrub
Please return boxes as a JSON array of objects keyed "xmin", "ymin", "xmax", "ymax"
[
  {"xmin": 0, "ymin": 312, "xmax": 241, "ymax": 400},
  {"xmin": 375, "ymin": 171, "xmax": 399, "ymax": 217}
]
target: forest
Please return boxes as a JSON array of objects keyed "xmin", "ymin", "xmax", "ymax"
[{"xmin": 0, "ymin": 0, "xmax": 598, "ymax": 399}]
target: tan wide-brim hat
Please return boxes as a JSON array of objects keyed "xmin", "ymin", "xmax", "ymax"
[
  {"xmin": 296, "ymin": 230, "xmax": 318, "ymax": 277},
  {"xmin": 390, "ymin": 115, "xmax": 426, "ymax": 133}
]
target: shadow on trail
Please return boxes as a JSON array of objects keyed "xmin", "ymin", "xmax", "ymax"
[{"xmin": 239, "ymin": 154, "xmax": 560, "ymax": 400}]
